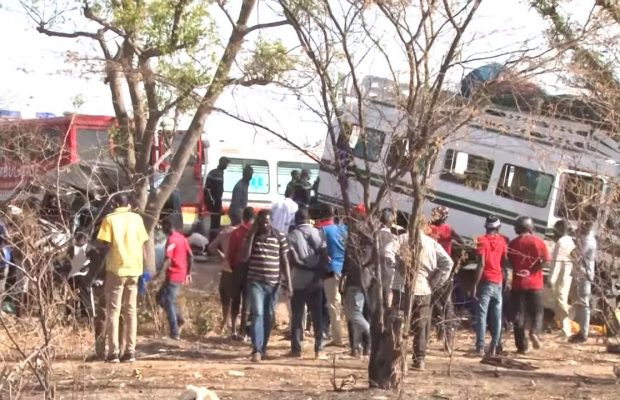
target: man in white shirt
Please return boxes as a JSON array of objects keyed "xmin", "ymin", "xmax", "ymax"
[
  {"xmin": 548, "ymin": 219, "xmax": 576, "ymax": 337},
  {"xmin": 270, "ymin": 187, "xmax": 299, "ymax": 233},
  {"xmin": 570, "ymin": 221, "xmax": 597, "ymax": 344}
]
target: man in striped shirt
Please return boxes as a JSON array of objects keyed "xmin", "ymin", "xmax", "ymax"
[{"xmin": 241, "ymin": 210, "xmax": 292, "ymax": 362}]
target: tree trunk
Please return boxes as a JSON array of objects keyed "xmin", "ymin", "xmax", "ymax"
[
  {"xmin": 368, "ymin": 169, "xmax": 425, "ymax": 390},
  {"xmin": 141, "ymin": 0, "xmax": 258, "ymax": 234},
  {"xmin": 367, "ymin": 282, "xmax": 407, "ymax": 389},
  {"xmin": 105, "ymin": 59, "xmax": 137, "ymax": 171}
]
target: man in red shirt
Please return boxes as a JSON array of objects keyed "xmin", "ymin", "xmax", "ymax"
[
  {"xmin": 156, "ymin": 215, "xmax": 193, "ymax": 340},
  {"xmin": 226, "ymin": 207, "xmax": 255, "ymax": 340},
  {"xmin": 474, "ymin": 215, "xmax": 507, "ymax": 356},
  {"xmin": 507, "ymin": 216, "xmax": 550, "ymax": 354},
  {"xmin": 428, "ymin": 206, "xmax": 463, "ymax": 347}
]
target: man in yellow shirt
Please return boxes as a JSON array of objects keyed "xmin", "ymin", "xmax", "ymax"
[{"xmin": 98, "ymin": 194, "xmax": 149, "ymax": 363}]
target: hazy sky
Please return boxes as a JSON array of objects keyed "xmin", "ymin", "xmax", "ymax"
[{"xmin": 0, "ymin": 0, "xmax": 576, "ymax": 144}]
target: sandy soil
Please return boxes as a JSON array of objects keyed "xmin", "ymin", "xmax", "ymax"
[{"xmin": 3, "ymin": 259, "xmax": 620, "ymax": 399}]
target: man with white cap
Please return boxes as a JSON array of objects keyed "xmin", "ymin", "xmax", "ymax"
[{"xmin": 473, "ymin": 215, "xmax": 508, "ymax": 356}]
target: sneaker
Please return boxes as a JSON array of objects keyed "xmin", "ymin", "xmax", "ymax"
[
  {"xmin": 251, "ymin": 352, "xmax": 262, "ymax": 363},
  {"xmin": 529, "ymin": 333, "xmax": 542, "ymax": 350},
  {"xmin": 349, "ymin": 348, "xmax": 361, "ymax": 358},
  {"xmin": 315, "ymin": 351, "xmax": 328, "ymax": 360},
  {"xmin": 467, "ymin": 348, "xmax": 485, "ymax": 357},
  {"xmin": 516, "ymin": 348, "xmax": 529, "ymax": 355},
  {"xmin": 85, "ymin": 353, "xmax": 105, "ymax": 362},
  {"xmin": 412, "ymin": 359, "xmax": 425, "ymax": 371},
  {"xmin": 105, "ymin": 353, "xmax": 120, "ymax": 363},
  {"xmin": 568, "ymin": 334, "xmax": 587, "ymax": 344},
  {"xmin": 120, "ymin": 352, "xmax": 136, "ymax": 363},
  {"xmin": 171, "ymin": 335, "xmax": 181, "ymax": 341},
  {"xmin": 286, "ymin": 351, "xmax": 302, "ymax": 358}
]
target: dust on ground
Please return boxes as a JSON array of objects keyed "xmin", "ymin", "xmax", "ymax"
[{"xmin": 2, "ymin": 259, "xmax": 620, "ymax": 399}]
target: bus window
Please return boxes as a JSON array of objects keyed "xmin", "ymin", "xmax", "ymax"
[
  {"xmin": 440, "ymin": 149, "xmax": 494, "ymax": 191},
  {"xmin": 224, "ymin": 158, "xmax": 269, "ymax": 194},
  {"xmin": 348, "ymin": 125, "xmax": 385, "ymax": 162},
  {"xmin": 495, "ymin": 164, "xmax": 553, "ymax": 207},
  {"xmin": 386, "ymin": 137, "xmax": 410, "ymax": 169},
  {"xmin": 277, "ymin": 161, "xmax": 319, "ymax": 194},
  {"xmin": 554, "ymin": 172, "xmax": 603, "ymax": 221},
  {"xmin": 77, "ymin": 129, "xmax": 111, "ymax": 161}
]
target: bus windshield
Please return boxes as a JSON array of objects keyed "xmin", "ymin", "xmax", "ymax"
[{"xmin": 554, "ymin": 172, "xmax": 604, "ymax": 221}]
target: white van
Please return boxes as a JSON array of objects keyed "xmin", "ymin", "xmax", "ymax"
[{"xmin": 203, "ymin": 140, "xmax": 321, "ymax": 215}]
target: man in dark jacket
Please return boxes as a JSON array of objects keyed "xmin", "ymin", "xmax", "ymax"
[
  {"xmin": 204, "ymin": 157, "xmax": 229, "ymax": 241},
  {"xmin": 287, "ymin": 207, "xmax": 328, "ymax": 359}
]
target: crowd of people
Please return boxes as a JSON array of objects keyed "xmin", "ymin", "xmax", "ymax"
[
  {"xmin": 0, "ymin": 155, "xmax": 602, "ymax": 372},
  {"xmin": 198, "ymin": 157, "xmax": 601, "ymax": 369}
]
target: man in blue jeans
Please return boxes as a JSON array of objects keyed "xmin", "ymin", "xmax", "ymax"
[
  {"xmin": 156, "ymin": 216, "xmax": 193, "ymax": 340},
  {"xmin": 241, "ymin": 210, "xmax": 292, "ymax": 362},
  {"xmin": 473, "ymin": 215, "xmax": 508, "ymax": 356},
  {"xmin": 287, "ymin": 207, "xmax": 328, "ymax": 359}
]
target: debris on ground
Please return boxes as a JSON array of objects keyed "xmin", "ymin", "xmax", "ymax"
[
  {"xmin": 178, "ymin": 385, "xmax": 219, "ymax": 400},
  {"xmin": 480, "ymin": 355, "xmax": 539, "ymax": 371}
]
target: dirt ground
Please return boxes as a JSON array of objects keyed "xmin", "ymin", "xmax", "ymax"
[
  {"xmin": 7, "ymin": 328, "xmax": 616, "ymax": 400},
  {"xmin": 3, "ymin": 260, "xmax": 620, "ymax": 399}
]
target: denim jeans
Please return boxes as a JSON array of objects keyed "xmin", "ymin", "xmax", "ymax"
[
  {"xmin": 247, "ymin": 280, "xmax": 279, "ymax": 355},
  {"xmin": 157, "ymin": 281, "xmax": 182, "ymax": 337},
  {"xmin": 344, "ymin": 286, "xmax": 370, "ymax": 350},
  {"xmin": 574, "ymin": 279, "xmax": 592, "ymax": 338},
  {"xmin": 291, "ymin": 286, "xmax": 324, "ymax": 353},
  {"xmin": 475, "ymin": 281, "xmax": 503, "ymax": 351}
]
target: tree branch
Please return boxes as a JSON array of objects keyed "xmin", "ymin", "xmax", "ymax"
[
  {"xmin": 36, "ymin": 24, "xmax": 100, "ymax": 40},
  {"xmin": 244, "ymin": 19, "xmax": 290, "ymax": 34}
]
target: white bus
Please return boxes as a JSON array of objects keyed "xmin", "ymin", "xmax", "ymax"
[{"xmin": 317, "ymin": 76, "xmax": 620, "ymax": 244}]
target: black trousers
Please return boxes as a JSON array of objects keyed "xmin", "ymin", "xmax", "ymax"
[
  {"xmin": 411, "ymin": 294, "xmax": 431, "ymax": 362},
  {"xmin": 511, "ymin": 289, "xmax": 543, "ymax": 352},
  {"xmin": 431, "ymin": 280, "xmax": 455, "ymax": 341},
  {"xmin": 208, "ymin": 199, "xmax": 223, "ymax": 242},
  {"xmin": 231, "ymin": 264, "xmax": 249, "ymax": 333}
]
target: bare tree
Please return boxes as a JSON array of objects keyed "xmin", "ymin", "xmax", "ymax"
[
  {"xmin": 274, "ymin": 0, "xmax": 546, "ymax": 390},
  {"xmin": 20, "ymin": 0, "xmax": 294, "ymax": 266}
]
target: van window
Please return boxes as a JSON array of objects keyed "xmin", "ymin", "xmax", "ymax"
[
  {"xmin": 440, "ymin": 149, "xmax": 494, "ymax": 190},
  {"xmin": 496, "ymin": 164, "xmax": 553, "ymax": 207},
  {"xmin": 554, "ymin": 172, "xmax": 603, "ymax": 220},
  {"xmin": 277, "ymin": 161, "xmax": 319, "ymax": 194},
  {"xmin": 348, "ymin": 125, "xmax": 385, "ymax": 162},
  {"xmin": 223, "ymin": 158, "xmax": 269, "ymax": 194}
]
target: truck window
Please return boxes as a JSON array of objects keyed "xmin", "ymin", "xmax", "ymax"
[
  {"xmin": 223, "ymin": 158, "xmax": 269, "ymax": 194},
  {"xmin": 554, "ymin": 172, "xmax": 603, "ymax": 221},
  {"xmin": 77, "ymin": 129, "xmax": 111, "ymax": 161},
  {"xmin": 439, "ymin": 149, "xmax": 494, "ymax": 191},
  {"xmin": 277, "ymin": 161, "xmax": 319, "ymax": 194},
  {"xmin": 348, "ymin": 125, "xmax": 385, "ymax": 162},
  {"xmin": 495, "ymin": 164, "xmax": 553, "ymax": 207}
]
